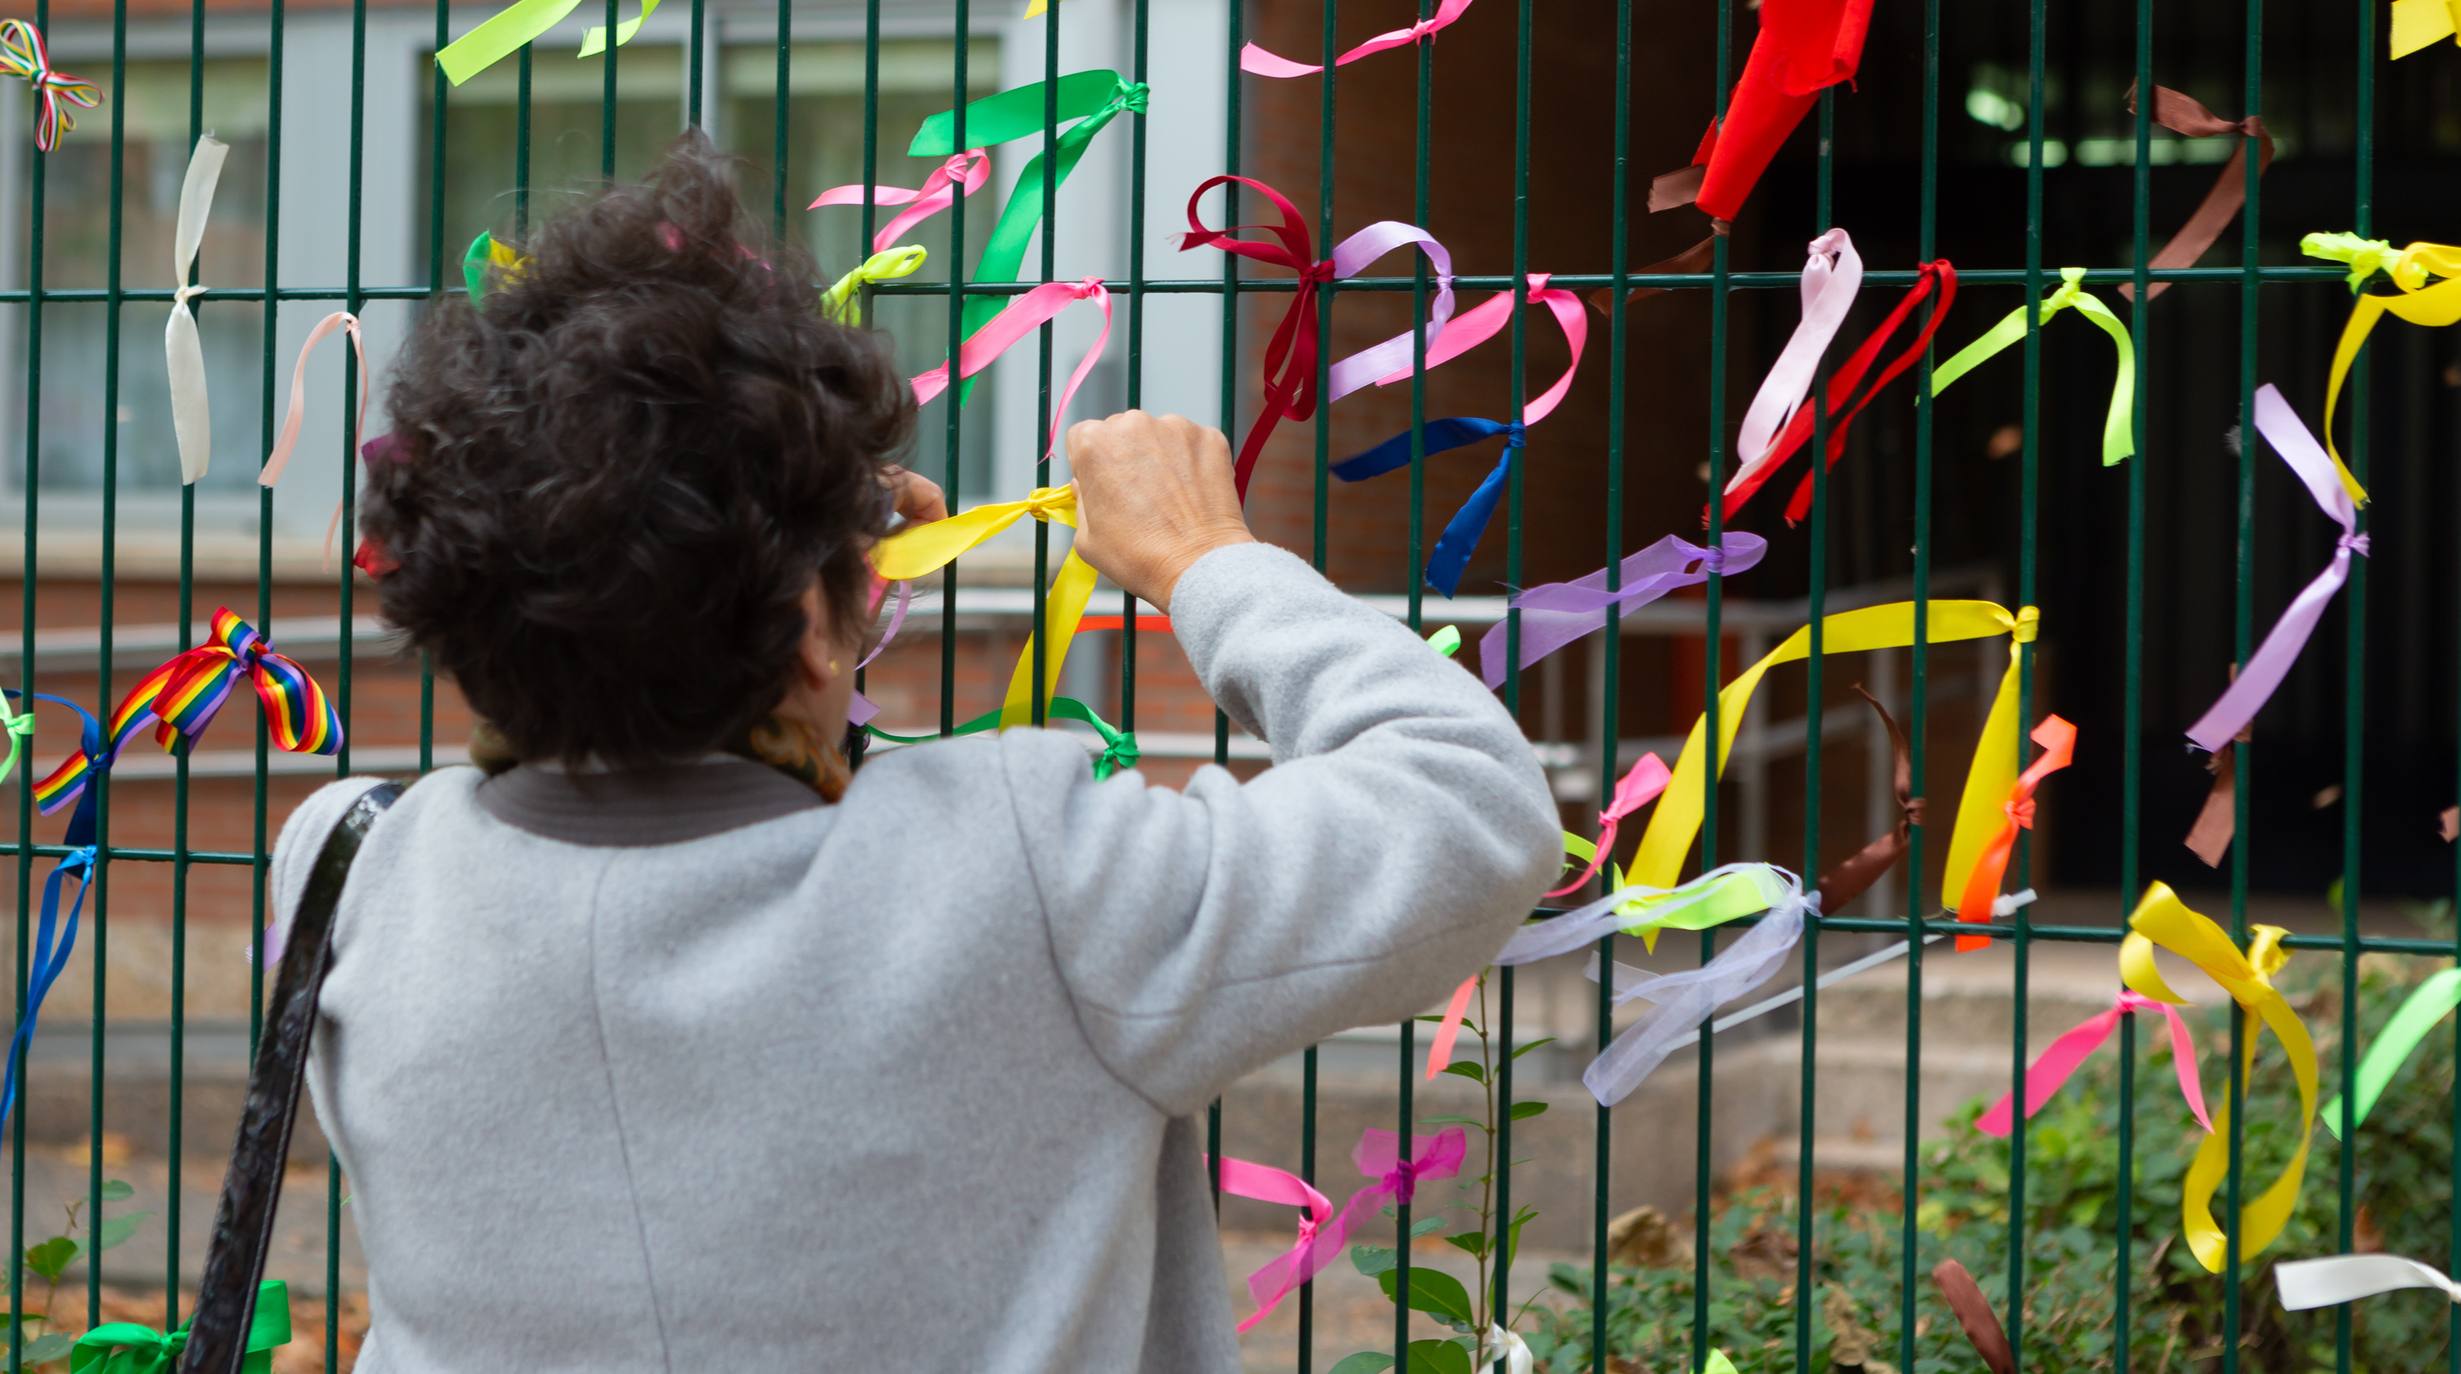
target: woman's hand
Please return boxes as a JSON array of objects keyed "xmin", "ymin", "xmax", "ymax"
[
  {"xmin": 885, "ymin": 465, "xmax": 948, "ymax": 526},
  {"xmin": 1066, "ymin": 411, "xmax": 1256, "ymax": 613}
]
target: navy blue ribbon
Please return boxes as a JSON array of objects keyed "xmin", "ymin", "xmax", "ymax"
[
  {"xmin": 1329, "ymin": 418, "xmax": 1524, "ymax": 597},
  {"xmin": 1, "ymin": 691, "xmax": 109, "ymax": 1133}
]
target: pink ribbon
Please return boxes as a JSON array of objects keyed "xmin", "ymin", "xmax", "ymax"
[
  {"xmin": 1423, "ymin": 975, "xmax": 1482, "ymax": 1081},
  {"xmin": 810, "ymin": 149, "xmax": 992, "ymax": 255},
  {"xmin": 1727, "ymin": 228, "xmax": 1863, "ymax": 501},
  {"xmin": 1479, "ymin": 532, "xmax": 1768, "ymax": 690},
  {"xmin": 910, "ymin": 278, "xmax": 1110, "ymax": 460},
  {"xmin": 1206, "ymin": 1156, "xmax": 1335, "ymax": 1332},
  {"xmin": 256, "ymin": 311, "xmax": 368, "ymax": 566},
  {"xmin": 1977, "ymin": 990, "xmax": 2210, "ymax": 1137},
  {"xmin": 846, "ymin": 576, "xmax": 914, "ymax": 728},
  {"xmin": 1365, "ymin": 271, "xmax": 1585, "ymax": 421},
  {"xmin": 1240, "ymin": 0, "xmax": 1476, "ymax": 78},
  {"xmin": 1240, "ymin": 1127, "xmax": 1469, "ymax": 1326},
  {"xmin": 1547, "ymin": 753, "xmax": 1671, "ymax": 898},
  {"xmin": 2183, "ymin": 384, "xmax": 2368, "ymax": 753}
]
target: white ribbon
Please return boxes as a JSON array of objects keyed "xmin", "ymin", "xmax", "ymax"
[
  {"xmin": 1493, "ymin": 861, "xmax": 1793, "ymax": 968},
  {"xmin": 2277, "ymin": 1254, "xmax": 2461, "ymax": 1311},
  {"xmin": 1577, "ymin": 882, "xmax": 1812, "ymax": 1106},
  {"xmin": 1727, "ymin": 227, "xmax": 1863, "ymax": 499},
  {"xmin": 1480, "ymin": 1325, "xmax": 1534, "ymax": 1374},
  {"xmin": 167, "ymin": 135, "xmax": 228, "ymax": 484}
]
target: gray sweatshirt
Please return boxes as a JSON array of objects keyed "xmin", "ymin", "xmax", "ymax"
[{"xmin": 279, "ymin": 542, "xmax": 1558, "ymax": 1373}]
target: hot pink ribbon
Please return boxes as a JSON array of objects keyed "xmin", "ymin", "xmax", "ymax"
[
  {"xmin": 1728, "ymin": 227, "xmax": 1863, "ymax": 501},
  {"xmin": 1206, "ymin": 1156, "xmax": 1335, "ymax": 1332},
  {"xmin": 810, "ymin": 149, "xmax": 992, "ymax": 255},
  {"xmin": 910, "ymin": 278, "xmax": 1109, "ymax": 460},
  {"xmin": 1977, "ymin": 990, "xmax": 2210, "ymax": 1137},
  {"xmin": 1547, "ymin": 753, "xmax": 1672, "ymax": 898},
  {"xmin": 1240, "ymin": 0, "xmax": 1476, "ymax": 77},
  {"xmin": 1241, "ymin": 1127, "xmax": 1469, "ymax": 1325},
  {"xmin": 1364, "ymin": 271, "xmax": 1586, "ymax": 420},
  {"xmin": 2183, "ymin": 384, "xmax": 2368, "ymax": 753}
]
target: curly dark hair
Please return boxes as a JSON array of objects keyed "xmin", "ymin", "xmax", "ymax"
[{"xmin": 366, "ymin": 131, "xmax": 914, "ymax": 767}]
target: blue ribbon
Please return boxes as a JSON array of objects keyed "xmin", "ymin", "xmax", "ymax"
[
  {"xmin": 1329, "ymin": 418, "xmax": 1524, "ymax": 598},
  {"xmin": 0, "ymin": 691, "xmax": 111, "ymax": 1134}
]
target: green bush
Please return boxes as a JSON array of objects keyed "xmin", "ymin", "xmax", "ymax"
[{"xmin": 1523, "ymin": 912, "xmax": 2460, "ymax": 1373}]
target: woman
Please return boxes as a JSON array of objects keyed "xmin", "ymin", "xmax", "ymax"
[{"xmin": 277, "ymin": 134, "xmax": 1556, "ymax": 1372}]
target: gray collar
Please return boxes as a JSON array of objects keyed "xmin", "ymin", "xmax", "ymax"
[{"xmin": 474, "ymin": 758, "xmax": 825, "ymax": 846}]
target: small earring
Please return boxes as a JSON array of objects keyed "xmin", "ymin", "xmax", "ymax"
[{"xmin": 828, "ymin": 660, "xmax": 842, "ymax": 675}]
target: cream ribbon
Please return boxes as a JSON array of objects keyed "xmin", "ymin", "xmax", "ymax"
[{"xmin": 167, "ymin": 135, "xmax": 227, "ymax": 484}]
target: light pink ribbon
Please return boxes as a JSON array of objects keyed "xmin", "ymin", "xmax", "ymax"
[
  {"xmin": 256, "ymin": 311, "xmax": 368, "ymax": 566},
  {"xmin": 1977, "ymin": 990, "xmax": 2211, "ymax": 1137},
  {"xmin": 1728, "ymin": 227, "xmax": 1863, "ymax": 500},
  {"xmin": 846, "ymin": 577, "xmax": 914, "ymax": 728},
  {"xmin": 1366, "ymin": 272, "xmax": 1588, "ymax": 424},
  {"xmin": 1205, "ymin": 1155, "xmax": 1334, "ymax": 1332},
  {"xmin": 1240, "ymin": 0, "xmax": 1476, "ymax": 78},
  {"xmin": 810, "ymin": 149, "xmax": 992, "ymax": 255},
  {"xmin": 2183, "ymin": 384, "xmax": 2368, "ymax": 753},
  {"xmin": 1548, "ymin": 753, "xmax": 1671, "ymax": 898},
  {"xmin": 1322, "ymin": 226, "xmax": 1456, "ymax": 403},
  {"xmin": 1240, "ymin": 1127, "xmax": 1469, "ymax": 1326},
  {"xmin": 910, "ymin": 278, "xmax": 1110, "ymax": 460}
]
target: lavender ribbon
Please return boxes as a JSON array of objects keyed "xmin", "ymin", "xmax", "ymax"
[
  {"xmin": 1728, "ymin": 228, "xmax": 1863, "ymax": 500},
  {"xmin": 1480, "ymin": 532, "xmax": 1768, "ymax": 689},
  {"xmin": 1576, "ymin": 882, "xmax": 1813, "ymax": 1107},
  {"xmin": 2184, "ymin": 385, "xmax": 2368, "ymax": 752},
  {"xmin": 1493, "ymin": 861, "xmax": 1794, "ymax": 968},
  {"xmin": 1321, "ymin": 223, "xmax": 1455, "ymax": 402}
]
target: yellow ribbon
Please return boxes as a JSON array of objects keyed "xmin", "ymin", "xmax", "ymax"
[
  {"xmin": 2391, "ymin": 0, "xmax": 2460, "ymax": 57},
  {"xmin": 822, "ymin": 245, "xmax": 928, "ymax": 326},
  {"xmin": 434, "ymin": 0, "xmax": 658, "ymax": 87},
  {"xmin": 871, "ymin": 485, "xmax": 1096, "ymax": 731},
  {"xmin": 1629, "ymin": 601, "xmax": 2038, "ymax": 918},
  {"xmin": 2299, "ymin": 231, "xmax": 2402, "ymax": 292},
  {"xmin": 2303, "ymin": 234, "xmax": 2461, "ymax": 508},
  {"xmin": 2119, "ymin": 883, "xmax": 2315, "ymax": 1274},
  {"xmin": 1929, "ymin": 267, "xmax": 2136, "ymax": 466}
]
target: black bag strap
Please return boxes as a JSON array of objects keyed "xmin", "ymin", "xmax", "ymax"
[{"xmin": 178, "ymin": 780, "xmax": 402, "ymax": 1374}]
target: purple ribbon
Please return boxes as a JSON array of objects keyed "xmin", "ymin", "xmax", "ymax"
[
  {"xmin": 2183, "ymin": 385, "xmax": 2368, "ymax": 752},
  {"xmin": 1479, "ymin": 532, "xmax": 1768, "ymax": 689}
]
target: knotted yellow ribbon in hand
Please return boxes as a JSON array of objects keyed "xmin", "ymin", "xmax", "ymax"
[
  {"xmin": 2391, "ymin": 0, "xmax": 2460, "ymax": 57},
  {"xmin": 822, "ymin": 245, "xmax": 928, "ymax": 326},
  {"xmin": 2299, "ymin": 233, "xmax": 2461, "ymax": 508},
  {"xmin": 1929, "ymin": 267, "xmax": 2136, "ymax": 466},
  {"xmin": 1629, "ymin": 600, "xmax": 2040, "ymax": 919},
  {"xmin": 871, "ymin": 485, "xmax": 1098, "ymax": 730},
  {"xmin": 2120, "ymin": 883, "xmax": 2315, "ymax": 1274}
]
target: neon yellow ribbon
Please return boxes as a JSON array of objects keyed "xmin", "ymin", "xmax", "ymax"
[
  {"xmin": 0, "ymin": 696, "xmax": 30, "ymax": 786},
  {"xmin": 2302, "ymin": 234, "xmax": 2461, "ymax": 508},
  {"xmin": 2321, "ymin": 967, "xmax": 2461, "ymax": 1139},
  {"xmin": 1427, "ymin": 625, "xmax": 1462, "ymax": 658},
  {"xmin": 1929, "ymin": 266, "xmax": 2136, "ymax": 466},
  {"xmin": 2119, "ymin": 883, "xmax": 2315, "ymax": 1274},
  {"xmin": 1564, "ymin": 832, "xmax": 1791, "ymax": 952},
  {"xmin": 434, "ymin": 0, "xmax": 658, "ymax": 87},
  {"xmin": 2298, "ymin": 231, "xmax": 2402, "ymax": 292},
  {"xmin": 2391, "ymin": 0, "xmax": 2460, "ymax": 57},
  {"xmin": 871, "ymin": 486, "xmax": 1095, "ymax": 731},
  {"xmin": 1704, "ymin": 1354, "xmax": 1739, "ymax": 1374},
  {"xmin": 1628, "ymin": 600, "xmax": 2040, "ymax": 919},
  {"xmin": 822, "ymin": 245, "xmax": 928, "ymax": 325}
]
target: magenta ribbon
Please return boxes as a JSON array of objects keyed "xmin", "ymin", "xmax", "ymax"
[
  {"xmin": 1728, "ymin": 227, "xmax": 1864, "ymax": 501},
  {"xmin": 1241, "ymin": 1127, "xmax": 1469, "ymax": 1325},
  {"xmin": 1239, "ymin": 0, "xmax": 1475, "ymax": 77},
  {"xmin": 1479, "ymin": 532, "xmax": 1768, "ymax": 689},
  {"xmin": 2183, "ymin": 384, "xmax": 2368, "ymax": 753},
  {"xmin": 1977, "ymin": 990, "xmax": 2211, "ymax": 1137},
  {"xmin": 1207, "ymin": 1156, "xmax": 1335, "ymax": 1332},
  {"xmin": 810, "ymin": 149, "xmax": 991, "ymax": 255},
  {"xmin": 910, "ymin": 278, "xmax": 1110, "ymax": 460},
  {"xmin": 1547, "ymin": 753, "xmax": 1671, "ymax": 898}
]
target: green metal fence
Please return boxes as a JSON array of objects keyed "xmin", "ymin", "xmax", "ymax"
[{"xmin": 2, "ymin": 0, "xmax": 2450, "ymax": 1371}]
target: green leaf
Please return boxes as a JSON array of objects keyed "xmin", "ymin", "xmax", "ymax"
[
  {"xmin": 1414, "ymin": 1114, "xmax": 1489, "ymax": 1130},
  {"xmin": 22, "ymin": 1332, "xmax": 74, "ymax": 1365},
  {"xmin": 1351, "ymin": 1244, "xmax": 1400, "ymax": 1278},
  {"xmin": 1443, "ymin": 1230, "xmax": 1487, "ymax": 1260},
  {"xmin": 97, "ymin": 1180, "xmax": 134, "ymax": 1203},
  {"xmin": 1509, "ymin": 1100, "xmax": 1551, "ymax": 1121},
  {"xmin": 1327, "ymin": 1355, "xmax": 1397, "ymax": 1374},
  {"xmin": 1440, "ymin": 1061, "xmax": 1487, "ymax": 1085},
  {"xmin": 1408, "ymin": 1215, "xmax": 1450, "ymax": 1239},
  {"xmin": 1505, "ymin": 1205, "xmax": 1538, "ymax": 1269},
  {"xmin": 1379, "ymin": 1267, "xmax": 1477, "ymax": 1328},
  {"xmin": 1510, "ymin": 1036, "xmax": 1558, "ymax": 1060},
  {"xmin": 1405, "ymin": 1338, "xmax": 1473, "ymax": 1374},
  {"xmin": 23, "ymin": 1237, "xmax": 76, "ymax": 1284},
  {"xmin": 93, "ymin": 1211, "xmax": 152, "ymax": 1254}
]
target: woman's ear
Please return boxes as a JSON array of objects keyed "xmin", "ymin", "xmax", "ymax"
[{"xmin": 795, "ymin": 581, "xmax": 840, "ymax": 692}]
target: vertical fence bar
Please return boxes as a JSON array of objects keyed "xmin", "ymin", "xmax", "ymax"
[
  {"xmin": 1300, "ymin": 0, "xmax": 1337, "ymax": 1361},
  {"xmin": 251, "ymin": 0, "xmax": 286, "ymax": 1064},
  {"xmin": 5, "ymin": 0, "xmax": 43, "ymax": 1358},
  {"xmin": 1027, "ymin": 0, "xmax": 1059, "ymax": 729},
  {"xmin": 939, "ymin": 1, "xmax": 970, "ymax": 743},
  {"xmin": 1115, "ymin": 5, "xmax": 1147, "ymax": 738},
  {"xmin": 1211, "ymin": 0, "xmax": 1242, "ymax": 1218},
  {"xmin": 332, "ymin": 0, "xmax": 371, "ymax": 1355},
  {"xmin": 2333, "ymin": 0, "xmax": 2373, "ymax": 1367},
  {"xmin": 2117, "ymin": 0, "xmax": 2155, "ymax": 1361}
]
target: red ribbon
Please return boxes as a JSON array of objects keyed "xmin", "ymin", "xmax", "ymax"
[{"xmin": 1659, "ymin": 0, "xmax": 1877, "ymax": 223}]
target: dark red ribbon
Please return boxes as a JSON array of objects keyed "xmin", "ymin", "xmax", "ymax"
[
  {"xmin": 1716, "ymin": 259, "xmax": 1958, "ymax": 527},
  {"xmin": 1179, "ymin": 175, "xmax": 1332, "ymax": 499}
]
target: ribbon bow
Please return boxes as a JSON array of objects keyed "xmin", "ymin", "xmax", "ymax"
[
  {"xmin": 69, "ymin": 1279, "xmax": 290, "ymax": 1373},
  {"xmin": 908, "ymin": 73, "xmax": 1145, "ymax": 404},
  {"xmin": 2279, "ymin": 1255, "xmax": 2461, "ymax": 1311},
  {"xmin": 2184, "ymin": 386, "xmax": 2367, "ymax": 754},
  {"xmin": 868, "ymin": 696, "xmax": 1138, "ymax": 781},
  {"xmin": 2391, "ymin": 0, "xmax": 2461, "ymax": 57},
  {"xmin": 822, "ymin": 245, "xmax": 929, "ymax": 327},
  {"xmin": 1717, "ymin": 259, "xmax": 1958, "ymax": 526},
  {"xmin": 2115, "ymin": 84, "xmax": 2273, "ymax": 303},
  {"xmin": 1952, "ymin": 713, "xmax": 2075, "ymax": 950},
  {"xmin": 167, "ymin": 136, "xmax": 229, "ymax": 484},
  {"xmin": 1179, "ymin": 174, "xmax": 1454, "ymax": 498},
  {"xmin": 1239, "ymin": 1128, "xmax": 1468, "ymax": 1333},
  {"xmin": 461, "ymin": 230, "xmax": 528, "ymax": 304},
  {"xmin": 0, "ymin": 20, "xmax": 100, "ymax": 152},
  {"xmin": 2298, "ymin": 233, "xmax": 2461, "ymax": 507},
  {"xmin": 435, "ymin": 0, "xmax": 658, "ymax": 86},
  {"xmin": 1205, "ymin": 1156, "xmax": 1333, "ymax": 1332},
  {"xmin": 1976, "ymin": 989, "xmax": 2209, "ymax": 1138},
  {"xmin": 1329, "ymin": 273, "xmax": 1582, "ymax": 594},
  {"xmin": 2120, "ymin": 884, "xmax": 2314, "ymax": 1273},
  {"xmin": 1240, "ymin": 0, "xmax": 1476, "ymax": 77},
  {"xmin": 0, "ymin": 691, "xmax": 32, "ymax": 785},
  {"xmin": 1651, "ymin": 0, "xmax": 1876, "ymax": 223},
  {"xmin": 2321, "ymin": 967, "xmax": 2461, "ymax": 1139},
  {"xmin": 811, "ymin": 149, "xmax": 991, "ymax": 256},
  {"xmin": 1929, "ymin": 266, "xmax": 2136, "ymax": 467},
  {"xmin": 910, "ymin": 278, "xmax": 1110, "ymax": 462},
  {"xmin": 1478, "ymin": 533, "xmax": 1767, "ymax": 690},
  {"xmin": 144, "ymin": 607, "xmax": 346, "ymax": 757}
]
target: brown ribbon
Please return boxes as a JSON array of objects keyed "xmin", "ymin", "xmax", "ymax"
[
  {"xmin": 2116, "ymin": 83, "xmax": 2274, "ymax": 303},
  {"xmin": 1930, "ymin": 1259, "xmax": 2015, "ymax": 1374},
  {"xmin": 2184, "ymin": 744, "xmax": 2238, "ymax": 867},
  {"xmin": 1814, "ymin": 685, "xmax": 1924, "ymax": 912},
  {"xmin": 1647, "ymin": 163, "xmax": 1706, "ymax": 214},
  {"xmin": 1588, "ymin": 234, "xmax": 1720, "ymax": 313}
]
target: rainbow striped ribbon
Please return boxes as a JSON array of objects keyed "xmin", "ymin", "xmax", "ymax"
[{"xmin": 0, "ymin": 19, "xmax": 100, "ymax": 153}]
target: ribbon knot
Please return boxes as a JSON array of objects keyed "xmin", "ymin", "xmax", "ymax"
[
  {"xmin": 821, "ymin": 245, "xmax": 929, "ymax": 325},
  {"xmin": 1111, "ymin": 79, "xmax": 1150, "ymax": 114},
  {"xmin": 2005, "ymin": 796, "xmax": 2038, "ymax": 829},
  {"xmin": 1694, "ymin": 546, "xmax": 1727, "ymax": 574},
  {"xmin": 1296, "ymin": 258, "xmax": 1339, "ymax": 287},
  {"xmin": 146, "ymin": 608, "xmax": 345, "ymax": 758},
  {"xmin": 1380, "ymin": 1160, "xmax": 1421, "ymax": 1203},
  {"xmin": 2338, "ymin": 531, "xmax": 2371, "ymax": 556},
  {"xmin": 1500, "ymin": 421, "xmax": 1528, "ymax": 449},
  {"xmin": 2011, "ymin": 606, "xmax": 2041, "ymax": 643},
  {"xmin": 70, "ymin": 1278, "xmax": 290, "ymax": 1374},
  {"xmin": 4, "ymin": 711, "xmax": 32, "ymax": 739},
  {"xmin": 2042, "ymin": 265, "xmax": 2089, "ymax": 313},
  {"xmin": 2300, "ymin": 231, "xmax": 2402, "ymax": 291}
]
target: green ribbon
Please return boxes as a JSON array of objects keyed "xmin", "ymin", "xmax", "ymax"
[
  {"xmin": 1426, "ymin": 625, "xmax": 1462, "ymax": 658},
  {"xmin": 2301, "ymin": 231, "xmax": 2403, "ymax": 292},
  {"xmin": 70, "ymin": 1279, "xmax": 290, "ymax": 1374},
  {"xmin": 869, "ymin": 695, "xmax": 1138, "ymax": 780},
  {"xmin": 907, "ymin": 71, "xmax": 1148, "ymax": 403},
  {"xmin": 434, "ymin": 0, "xmax": 658, "ymax": 86},
  {"xmin": 2322, "ymin": 967, "xmax": 2461, "ymax": 1139},
  {"xmin": 462, "ymin": 230, "xmax": 527, "ymax": 306},
  {"xmin": 822, "ymin": 244, "xmax": 929, "ymax": 325},
  {"xmin": 1928, "ymin": 266, "xmax": 2137, "ymax": 466},
  {"xmin": 0, "ymin": 695, "xmax": 30, "ymax": 786}
]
